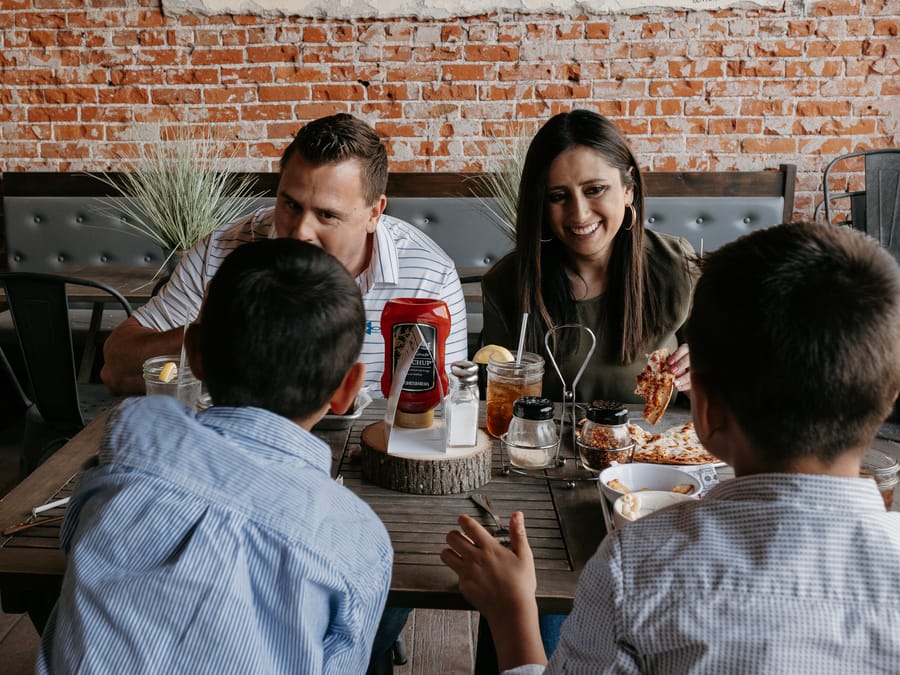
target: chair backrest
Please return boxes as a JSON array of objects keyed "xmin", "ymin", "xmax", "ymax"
[
  {"xmin": 0, "ymin": 272, "xmax": 132, "ymax": 431},
  {"xmin": 822, "ymin": 149, "xmax": 900, "ymax": 247},
  {"xmin": 864, "ymin": 150, "xmax": 900, "ymax": 263}
]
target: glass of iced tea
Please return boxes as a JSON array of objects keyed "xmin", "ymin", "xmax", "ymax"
[{"xmin": 486, "ymin": 352, "xmax": 544, "ymax": 437}]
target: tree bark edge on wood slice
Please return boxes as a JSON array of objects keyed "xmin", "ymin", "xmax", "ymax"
[{"xmin": 360, "ymin": 421, "xmax": 492, "ymax": 495}]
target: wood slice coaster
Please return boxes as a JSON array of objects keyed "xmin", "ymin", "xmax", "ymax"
[{"xmin": 360, "ymin": 421, "xmax": 492, "ymax": 495}]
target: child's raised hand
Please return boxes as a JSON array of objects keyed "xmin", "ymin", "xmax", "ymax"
[{"xmin": 441, "ymin": 511, "xmax": 537, "ymax": 623}]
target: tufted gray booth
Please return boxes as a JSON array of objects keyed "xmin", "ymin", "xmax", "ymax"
[{"xmin": 1, "ymin": 167, "xmax": 796, "ymax": 345}]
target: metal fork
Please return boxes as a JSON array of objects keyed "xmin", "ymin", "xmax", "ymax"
[{"xmin": 470, "ymin": 493, "xmax": 509, "ymax": 537}]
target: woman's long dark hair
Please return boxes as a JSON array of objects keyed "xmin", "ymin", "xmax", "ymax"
[{"xmin": 516, "ymin": 109, "xmax": 662, "ymax": 364}]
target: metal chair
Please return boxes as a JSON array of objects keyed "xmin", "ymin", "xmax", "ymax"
[
  {"xmin": 0, "ymin": 272, "xmax": 132, "ymax": 478},
  {"xmin": 820, "ymin": 148, "xmax": 900, "ymax": 262}
]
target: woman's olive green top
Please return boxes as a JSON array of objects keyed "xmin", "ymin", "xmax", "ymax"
[{"xmin": 481, "ymin": 230, "xmax": 696, "ymax": 404}]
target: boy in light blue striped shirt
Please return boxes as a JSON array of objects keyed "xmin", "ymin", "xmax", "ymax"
[{"xmin": 38, "ymin": 239, "xmax": 393, "ymax": 674}]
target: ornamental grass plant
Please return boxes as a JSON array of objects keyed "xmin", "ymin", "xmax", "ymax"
[
  {"xmin": 467, "ymin": 134, "xmax": 530, "ymax": 243},
  {"xmin": 93, "ymin": 125, "xmax": 262, "ymax": 271}
]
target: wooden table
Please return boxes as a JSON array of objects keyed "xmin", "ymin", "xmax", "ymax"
[{"xmin": 2, "ymin": 400, "xmax": 896, "ymax": 625}]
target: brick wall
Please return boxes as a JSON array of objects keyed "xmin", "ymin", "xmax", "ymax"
[{"xmin": 0, "ymin": 0, "xmax": 897, "ymax": 220}]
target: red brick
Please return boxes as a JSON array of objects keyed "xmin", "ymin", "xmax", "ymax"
[
  {"xmin": 311, "ymin": 83, "xmax": 364, "ymax": 101},
  {"xmin": 16, "ymin": 12, "xmax": 66, "ymax": 28},
  {"xmin": 273, "ymin": 65, "xmax": 329, "ymax": 83},
  {"xmin": 384, "ymin": 63, "xmax": 436, "ymax": 82},
  {"xmin": 150, "ymin": 88, "xmax": 201, "ymax": 105},
  {"xmin": 222, "ymin": 66, "xmax": 273, "ymax": 83},
  {"xmin": 582, "ymin": 22, "xmax": 610, "ymax": 39},
  {"xmin": 242, "ymin": 104, "xmax": 295, "ymax": 121},
  {"xmin": 465, "ymin": 45, "xmax": 519, "ymax": 62},
  {"xmin": 497, "ymin": 64, "xmax": 553, "ymax": 82},
  {"xmin": 259, "ymin": 84, "xmax": 312, "ymax": 102},
  {"xmin": 81, "ymin": 106, "xmax": 134, "ymax": 123},
  {"xmin": 291, "ymin": 103, "xmax": 350, "ymax": 121},
  {"xmin": 806, "ymin": 39, "xmax": 864, "ymax": 57},
  {"xmin": 740, "ymin": 100, "xmax": 789, "ymax": 116},
  {"xmin": 481, "ymin": 84, "xmax": 536, "ymax": 101},
  {"xmin": 668, "ymin": 59, "xmax": 726, "ymax": 78},
  {"xmin": 421, "ymin": 83, "xmax": 477, "ymax": 101},
  {"xmin": 411, "ymin": 46, "xmax": 461, "ymax": 62},
  {"xmin": 365, "ymin": 84, "xmax": 410, "ymax": 100},
  {"xmin": 359, "ymin": 101, "xmax": 404, "ymax": 118},
  {"xmin": 28, "ymin": 106, "xmax": 78, "ymax": 122},
  {"xmin": 809, "ymin": 0, "xmax": 863, "ymax": 16},
  {"xmin": 192, "ymin": 48, "xmax": 245, "ymax": 66},
  {"xmin": 708, "ymin": 118, "xmax": 764, "ymax": 134},
  {"xmin": 94, "ymin": 86, "xmax": 147, "ymax": 104},
  {"xmin": 167, "ymin": 69, "xmax": 220, "ymax": 86},
  {"xmin": 441, "ymin": 64, "xmax": 491, "ymax": 81},
  {"xmin": 40, "ymin": 141, "xmax": 91, "ymax": 159},
  {"xmin": 534, "ymin": 82, "xmax": 591, "ymax": 99},
  {"xmin": 647, "ymin": 79, "xmax": 704, "ymax": 97},
  {"xmin": 650, "ymin": 117, "xmax": 707, "ymax": 135},
  {"xmin": 43, "ymin": 87, "xmax": 98, "ymax": 103},
  {"xmin": 441, "ymin": 25, "xmax": 463, "ymax": 42},
  {"xmin": 204, "ymin": 87, "xmax": 257, "ymax": 105},
  {"xmin": 108, "ymin": 68, "xmax": 164, "ymax": 86},
  {"xmin": 786, "ymin": 59, "xmax": 843, "ymax": 78},
  {"xmin": 303, "ymin": 26, "xmax": 328, "ymax": 43},
  {"xmin": 796, "ymin": 101, "xmax": 853, "ymax": 116},
  {"xmin": 54, "ymin": 123, "xmax": 103, "ymax": 140},
  {"xmin": 741, "ymin": 137, "xmax": 798, "ymax": 154},
  {"xmin": 250, "ymin": 47, "xmax": 298, "ymax": 66}
]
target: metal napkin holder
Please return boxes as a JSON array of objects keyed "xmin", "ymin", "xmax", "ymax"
[{"xmin": 500, "ymin": 323, "xmax": 600, "ymax": 486}]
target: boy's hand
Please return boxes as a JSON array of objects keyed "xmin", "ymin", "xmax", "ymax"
[{"xmin": 441, "ymin": 512, "xmax": 547, "ymax": 669}]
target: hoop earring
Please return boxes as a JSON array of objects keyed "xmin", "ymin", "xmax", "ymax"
[
  {"xmin": 624, "ymin": 203, "xmax": 637, "ymax": 231},
  {"xmin": 540, "ymin": 236, "xmax": 553, "ymax": 243}
]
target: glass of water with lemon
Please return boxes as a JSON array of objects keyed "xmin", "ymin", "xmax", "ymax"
[{"xmin": 142, "ymin": 355, "xmax": 202, "ymax": 411}]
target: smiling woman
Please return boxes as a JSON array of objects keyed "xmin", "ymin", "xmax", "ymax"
[{"xmin": 481, "ymin": 110, "xmax": 697, "ymax": 405}]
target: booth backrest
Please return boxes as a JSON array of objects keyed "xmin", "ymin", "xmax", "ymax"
[{"xmin": 1, "ymin": 166, "xmax": 796, "ymax": 274}]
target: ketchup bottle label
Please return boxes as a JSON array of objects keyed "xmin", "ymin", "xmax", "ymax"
[{"xmin": 390, "ymin": 322, "xmax": 437, "ymax": 392}]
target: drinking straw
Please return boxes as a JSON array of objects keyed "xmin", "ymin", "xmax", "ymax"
[
  {"xmin": 699, "ymin": 237, "xmax": 704, "ymax": 257},
  {"xmin": 515, "ymin": 313, "xmax": 529, "ymax": 365}
]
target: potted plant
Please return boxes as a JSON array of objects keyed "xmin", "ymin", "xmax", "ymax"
[
  {"xmin": 468, "ymin": 135, "xmax": 530, "ymax": 243},
  {"xmin": 93, "ymin": 125, "xmax": 262, "ymax": 275}
]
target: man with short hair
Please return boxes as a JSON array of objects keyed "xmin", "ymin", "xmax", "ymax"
[
  {"xmin": 101, "ymin": 113, "xmax": 467, "ymax": 395},
  {"xmin": 39, "ymin": 239, "xmax": 392, "ymax": 673},
  {"xmin": 443, "ymin": 221, "xmax": 900, "ymax": 673}
]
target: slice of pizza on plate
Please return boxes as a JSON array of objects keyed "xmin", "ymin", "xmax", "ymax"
[
  {"xmin": 629, "ymin": 421, "xmax": 718, "ymax": 465},
  {"xmin": 635, "ymin": 348, "xmax": 676, "ymax": 425}
]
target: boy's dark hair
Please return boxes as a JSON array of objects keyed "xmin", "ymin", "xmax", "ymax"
[
  {"xmin": 280, "ymin": 113, "xmax": 389, "ymax": 205},
  {"xmin": 687, "ymin": 221, "xmax": 900, "ymax": 464},
  {"xmin": 201, "ymin": 238, "xmax": 364, "ymax": 420}
]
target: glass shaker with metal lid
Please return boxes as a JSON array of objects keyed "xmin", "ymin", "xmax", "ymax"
[
  {"xmin": 503, "ymin": 396, "xmax": 560, "ymax": 469},
  {"xmin": 447, "ymin": 360, "xmax": 479, "ymax": 448},
  {"xmin": 576, "ymin": 400, "xmax": 634, "ymax": 472}
]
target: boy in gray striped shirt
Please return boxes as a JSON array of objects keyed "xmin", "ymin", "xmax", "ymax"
[{"xmin": 444, "ymin": 221, "xmax": 900, "ymax": 673}]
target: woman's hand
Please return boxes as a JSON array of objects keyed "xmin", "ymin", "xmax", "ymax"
[{"xmin": 668, "ymin": 343, "xmax": 691, "ymax": 393}]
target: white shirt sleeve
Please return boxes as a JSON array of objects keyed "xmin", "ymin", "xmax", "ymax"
[
  {"xmin": 132, "ymin": 235, "xmax": 212, "ymax": 331},
  {"xmin": 441, "ymin": 265, "xmax": 469, "ymax": 365}
]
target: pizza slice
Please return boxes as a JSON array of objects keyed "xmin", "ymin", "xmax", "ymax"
[
  {"xmin": 631, "ymin": 422, "xmax": 718, "ymax": 465},
  {"xmin": 635, "ymin": 348, "xmax": 676, "ymax": 425}
]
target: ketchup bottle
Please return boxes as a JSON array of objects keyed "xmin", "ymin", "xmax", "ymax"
[{"xmin": 381, "ymin": 298, "xmax": 451, "ymax": 428}]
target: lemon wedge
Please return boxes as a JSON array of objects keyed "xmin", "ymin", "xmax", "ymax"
[
  {"xmin": 159, "ymin": 361, "xmax": 178, "ymax": 383},
  {"xmin": 473, "ymin": 344, "xmax": 515, "ymax": 365}
]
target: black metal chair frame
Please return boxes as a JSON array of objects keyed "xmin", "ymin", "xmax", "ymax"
[
  {"xmin": 820, "ymin": 148, "xmax": 900, "ymax": 233},
  {"xmin": 0, "ymin": 272, "xmax": 132, "ymax": 477}
]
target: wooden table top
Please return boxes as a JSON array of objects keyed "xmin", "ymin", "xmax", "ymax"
[{"xmin": 2, "ymin": 400, "xmax": 896, "ymax": 614}]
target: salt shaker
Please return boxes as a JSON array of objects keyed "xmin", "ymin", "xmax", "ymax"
[
  {"xmin": 505, "ymin": 397, "xmax": 560, "ymax": 468},
  {"xmin": 447, "ymin": 361, "xmax": 479, "ymax": 447}
]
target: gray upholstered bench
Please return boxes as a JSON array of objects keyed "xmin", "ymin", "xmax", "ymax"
[{"xmin": 1, "ymin": 166, "xmax": 796, "ymax": 352}]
